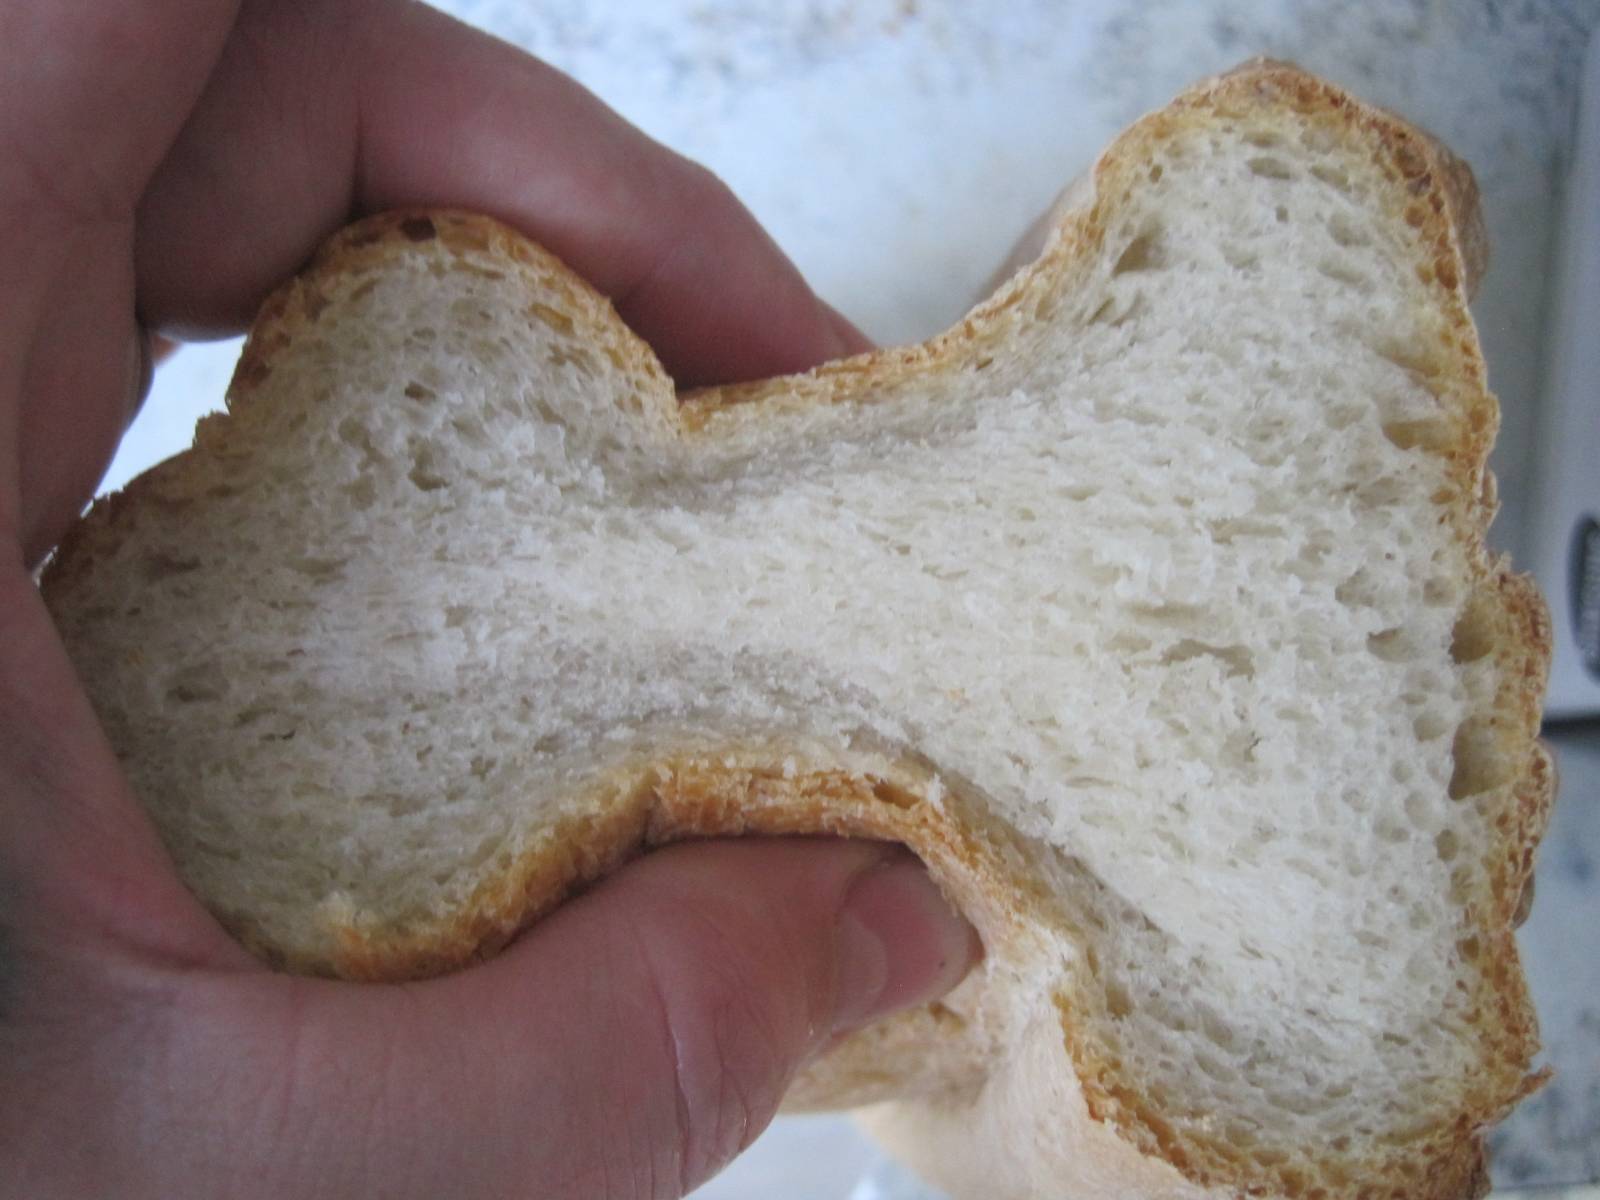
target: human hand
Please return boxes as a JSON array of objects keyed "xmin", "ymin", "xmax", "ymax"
[{"xmin": 0, "ymin": 3, "xmax": 979, "ymax": 1196}]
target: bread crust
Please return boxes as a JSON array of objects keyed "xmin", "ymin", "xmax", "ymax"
[{"xmin": 42, "ymin": 61, "xmax": 1551, "ymax": 1200}]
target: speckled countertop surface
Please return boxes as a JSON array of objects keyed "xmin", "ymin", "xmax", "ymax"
[{"xmin": 113, "ymin": 1, "xmax": 1600, "ymax": 1193}]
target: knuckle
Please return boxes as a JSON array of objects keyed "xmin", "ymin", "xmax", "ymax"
[{"xmin": 669, "ymin": 159, "xmax": 745, "ymax": 237}]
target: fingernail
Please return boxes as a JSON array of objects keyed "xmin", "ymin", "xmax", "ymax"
[
  {"xmin": 832, "ymin": 852, "xmax": 981, "ymax": 1033},
  {"xmin": 125, "ymin": 328, "xmax": 149, "ymax": 422},
  {"xmin": 126, "ymin": 327, "xmax": 169, "ymax": 425}
]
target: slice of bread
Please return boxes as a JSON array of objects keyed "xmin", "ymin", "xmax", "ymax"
[{"xmin": 44, "ymin": 61, "xmax": 1551, "ymax": 1199}]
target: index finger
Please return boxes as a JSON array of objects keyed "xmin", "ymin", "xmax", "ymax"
[{"xmin": 134, "ymin": 0, "xmax": 869, "ymax": 387}]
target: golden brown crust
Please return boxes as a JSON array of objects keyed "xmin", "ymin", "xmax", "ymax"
[{"xmin": 44, "ymin": 62, "xmax": 1552, "ymax": 1200}]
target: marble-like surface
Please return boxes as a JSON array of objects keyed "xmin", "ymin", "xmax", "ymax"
[{"xmin": 107, "ymin": 1, "xmax": 1600, "ymax": 1193}]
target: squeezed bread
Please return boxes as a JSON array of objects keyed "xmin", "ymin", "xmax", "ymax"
[{"xmin": 45, "ymin": 62, "xmax": 1552, "ymax": 1199}]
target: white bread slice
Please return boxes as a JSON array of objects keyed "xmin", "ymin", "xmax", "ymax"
[{"xmin": 44, "ymin": 62, "xmax": 1551, "ymax": 1200}]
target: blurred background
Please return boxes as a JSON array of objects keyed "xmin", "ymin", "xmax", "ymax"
[{"xmin": 111, "ymin": 2, "xmax": 1600, "ymax": 1195}]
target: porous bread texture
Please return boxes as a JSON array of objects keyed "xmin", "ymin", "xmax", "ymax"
[{"xmin": 45, "ymin": 63, "xmax": 1551, "ymax": 1200}]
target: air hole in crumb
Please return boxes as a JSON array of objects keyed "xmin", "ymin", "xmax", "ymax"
[
  {"xmin": 1448, "ymin": 719, "xmax": 1511, "ymax": 800},
  {"xmin": 1109, "ymin": 293, "xmax": 1146, "ymax": 327},
  {"xmin": 1159, "ymin": 639, "xmax": 1254, "ymax": 677},
  {"xmin": 1335, "ymin": 569, "xmax": 1377, "ymax": 608},
  {"xmin": 1377, "ymin": 338, "xmax": 1441, "ymax": 380},
  {"xmin": 1365, "ymin": 628, "xmax": 1410, "ymax": 662},
  {"xmin": 870, "ymin": 779, "xmax": 919, "ymax": 809},
  {"xmin": 1376, "ymin": 820, "xmax": 1409, "ymax": 844},
  {"xmin": 1200, "ymin": 1010, "xmax": 1237, "ymax": 1050},
  {"xmin": 450, "ymin": 415, "xmax": 487, "ymax": 444},
  {"xmin": 1403, "ymin": 792, "xmax": 1432, "ymax": 827},
  {"xmin": 1423, "ymin": 576, "xmax": 1457, "ymax": 607},
  {"xmin": 1357, "ymin": 476, "xmax": 1408, "ymax": 509},
  {"xmin": 409, "ymin": 443, "xmax": 448, "ymax": 492},
  {"xmin": 288, "ymin": 556, "xmax": 346, "ymax": 582},
  {"xmin": 1413, "ymin": 712, "xmax": 1451, "ymax": 741},
  {"xmin": 1317, "ymin": 257, "xmax": 1367, "ymax": 288},
  {"xmin": 1274, "ymin": 204, "xmax": 1289, "ymax": 223},
  {"xmin": 1450, "ymin": 596, "xmax": 1496, "ymax": 663},
  {"xmin": 1310, "ymin": 163, "xmax": 1350, "ymax": 191},
  {"xmin": 1110, "ymin": 230, "xmax": 1163, "ymax": 276},
  {"xmin": 1209, "ymin": 516, "xmax": 1282, "ymax": 544},
  {"xmin": 1327, "ymin": 212, "xmax": 1367, "ymax": 248},
  {"xmin": 1245, "ymin": 130, "xmax": 1282, "ymax": 149},
  {"xmin": 926, "ymin": 1002, "xmax": 967, "ymax": 1029},
  {"xmin": 1435, "ymin": 829, "xmax": 1459, "ymax": 862},
  {"xmin": 345, "ymin": 475, "xmax": 378, "ymax": 510},
  {"xmin": 337, "ymin": 416, "xmax": 372, "ymax": 451},
  {"xmin": 404, "ymin": 381, "xmax": 436, "ymax": 402},
  {"xmin": 444, "ymin": 606, "xmax": 470, "ymax": 629},
  {"xmin": 527, "ymin": 301, "xmax": 574, "ymax": 334},
  {"xmin": 1247, "ymin": 156, "xmax": 1294, "ymax": 180},
  {"xmin": 382, "ymin": 792, "xmax": 426, "ymax": 818},
  {"xmin": 166, "ymin": 663, "xmax": 228, "ymax": 704},
  {"xmin": 1382, "ymin": 418, "xmax": 1450, "ymax": 452},
  {"xmin": 1104, "ymin": 979, "xmax": 1133, "ymax": 1019},
  {"xmin": 1222, "ymin": 243, "xmax": 1259, "ymax": 272},
  {"xmin": 1341, "ymin": 787, "xmax": 1370, "ymax": 813},
  {"xmin": 1226, "ymin": 1123, "xmax": 1261, "ymax": 1150},
  {"xmin": 548, "ymin": 344, "xmax": 597, "ymax": 373},
  {"xmin": 140, "ymin": 551, "xmax": 202, "ymax": 582}
]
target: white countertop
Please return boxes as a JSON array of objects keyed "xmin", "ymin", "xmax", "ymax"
[{"xmin": 110, "ymin": 1, "xmax": 1600, "ymax": 1192}]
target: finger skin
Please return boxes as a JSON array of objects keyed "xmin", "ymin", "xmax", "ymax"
[
  {"xmin": 3, "ymin": 839, "xmax": 977, "ymax": 1200},
  {"xmin": 0, "ymin": 0, "xmax": 240, "ymax": 562},
  {"xmin": 133, "ymin": 0, "xmax": 868, "ymax": 384}
]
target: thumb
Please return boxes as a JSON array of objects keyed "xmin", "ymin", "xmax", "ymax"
[
  {"xmin": 9, "ymin": 836, "xmax": 978, "ymax": 1200},
  {"xmin": 428, "ymin": 837, "xmax": 978, "ymax": 1198}
]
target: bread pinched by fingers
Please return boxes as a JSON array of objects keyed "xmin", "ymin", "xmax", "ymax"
[{"xmin": 46, "ymin": 61, "xmax": 1551, "ymax": 1200}]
